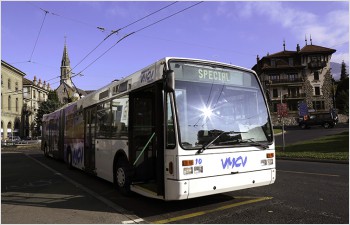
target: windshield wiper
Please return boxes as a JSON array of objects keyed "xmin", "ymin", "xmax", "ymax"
[
  {"xmin": 239, "ymin": 138, "xmax": 269, "ymax": 149},
  {"xmin": 197, "ymin": 131, "xmax": 236, "ymax": 154}
]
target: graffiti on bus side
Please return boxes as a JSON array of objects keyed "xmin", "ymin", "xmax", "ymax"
[
  {"xmin": 221, "ymin": 156, "xmax": 247, "ymax": 169},
  {"xmin": 72, "ymin": 147, "xmax": 84, "ymax": 165}
]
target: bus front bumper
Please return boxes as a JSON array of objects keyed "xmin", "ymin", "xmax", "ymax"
[{"xmin": 165, "ymin": 169, "xmax": 276, "ymax": 200}]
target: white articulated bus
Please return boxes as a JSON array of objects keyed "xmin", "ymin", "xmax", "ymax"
[{"xmin": 42, "ymin": 57, "xmax": 276, "ymax": 200}]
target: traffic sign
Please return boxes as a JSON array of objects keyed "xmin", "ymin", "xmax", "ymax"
[
  {"xmin": 298, "ymin": 102, "xmax": 308, "ymax": 116},
  {"xmin": 277, "ymin": 103, "xmax": 288, "ymax": 117}
]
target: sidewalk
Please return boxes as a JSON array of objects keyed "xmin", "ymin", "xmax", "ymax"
[{"xmin": 1, "ymin": 149, "xmax": 140, "ymax": 224}]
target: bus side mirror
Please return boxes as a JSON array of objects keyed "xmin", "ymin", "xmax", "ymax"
[{"xmin": 164, "ymin": 70, "xmax": 175, "ymax": 92}]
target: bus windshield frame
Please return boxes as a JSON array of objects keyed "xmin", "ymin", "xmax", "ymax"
[{"xmin": 169, "ymin": 60, "xmax": 273, "ymax": 150}]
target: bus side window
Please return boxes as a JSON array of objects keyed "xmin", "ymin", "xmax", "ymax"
[
  {"xmin": 96, "ymin": 102, "xmax": 111, "ymax": 138},
  {"xmin": 111, "ymin": 96, "xmax": 128, "ymax": 138}
]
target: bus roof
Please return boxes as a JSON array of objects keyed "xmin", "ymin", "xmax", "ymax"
[{"xmin": 43, "ymin": 57, "xmax": 257, "ymax": 118}]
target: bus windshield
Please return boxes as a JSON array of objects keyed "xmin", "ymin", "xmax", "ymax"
[{"xmin": 170, "ymin": 61, "xmax": 273, "ymax": 150}]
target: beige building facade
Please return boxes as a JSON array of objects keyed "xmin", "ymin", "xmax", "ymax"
[
  {"xmin": 23, "ymin": 76, "xmax": 51, "ymax": 137},
  {"xmin": 1, "ymin": 60, "xmax": 26, "ymax": 140}
]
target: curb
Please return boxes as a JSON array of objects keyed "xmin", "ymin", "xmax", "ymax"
[{"xmin": 277, "ymin": 157, "xmax": 349, "ymax": 164}]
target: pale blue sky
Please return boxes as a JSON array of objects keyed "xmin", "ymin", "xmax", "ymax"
[{"xmin": 1, "ymin": 1, "xmax": 349, "ymax": 91}]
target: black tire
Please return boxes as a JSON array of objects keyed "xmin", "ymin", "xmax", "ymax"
[
  {"xmin": 67, "ymin": 150, "xmax": 73, "ymax": 169},
  {"xmin": 115, "ymin": 161, "xmax": 132, "ymax": 195},
  {"xmin": 300, "ymin": 123, "xmax": 307, "ymax": 129},
  {"xmin": 44, "ymin": 145, "xmax": 49, "ymax": 157},
  {"xmin": 323, "ymin": 122, "xmax": 330, "ymax": 129}
]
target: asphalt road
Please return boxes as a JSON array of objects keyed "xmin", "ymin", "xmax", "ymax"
[
  {"xmin": 275, "ymin": 123, "xmax": 348, "ymax": 146},
  {"xmin": 1, "ymin": 147, "xmax": 348, "ymax": 224}
]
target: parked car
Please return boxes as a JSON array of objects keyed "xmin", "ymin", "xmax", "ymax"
[{"xmin": 299, "ymin": 112, "xmax": 338, "ymax": 129}]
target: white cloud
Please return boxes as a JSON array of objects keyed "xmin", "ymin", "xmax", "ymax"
[
  {"xmin": 235, "ymin": 2, "xmax": 349, "ymax": 49},
  {"xmin": 331, "ymin": 52, "xmax": 349, "ymax": 65}
]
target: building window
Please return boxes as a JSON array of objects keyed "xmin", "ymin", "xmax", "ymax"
[
  {"xmin": 288, "ymin": 101, "xmax": 298, "ymax": 111},
  {"xmin": 8, "ymin": 79, "xmax": 11, "ymax": 89},
  {"xmin": 289, "ymin": 58, "xmax": 294, "ymax": 66},
  {"xmin": 314, "ymin": 71, "xmax": 319, "ymax": 80},
  {"xmin": 270, "ymin": 74, "xmax": 280, "ymax": 81},
  {"xmin": 16, "ymin": 98, "xmax": 18, "ymax": 112},
  {"xmin": 33, "ymin": 90, "xmax": 36, "ymax": 99},
  {"xmin": 287, "ymin": 73, "xmax": 298, "ymax": 81},
  {"xmin": 15, "ymin": 82, "xmax": 18, "ymax": 91},
  {"xmin": 8, "ymin": 96, "xmax": 11, "ymax": 111},
  {"xmin": 288, "ymin": 87, "xmax": 299, "ymax": 97},
  {"xmin": 315, "ymin": 87, "xmax": 321, "ymax": 96},
  {"xmin": 273, "ymin": 89, "xmax": 278, "ymax": 98},
  {"xmin": 271, "ymin": 59, "xmax": 276, "ymax": 67},
  {"xmin": 273, "ymin": 103, "xmax": 278, "ymax": 112},
  {"xmin": 313, "ymin": 101, "xmax": 325, "ymax": 110}
]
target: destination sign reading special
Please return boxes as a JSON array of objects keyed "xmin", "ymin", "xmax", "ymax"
[
  {"xmin": 180, "ymin": 65, "xmax": 245, "ymax": 86},
  {"xmin": 198, "ymin": 68, "xmax": 230, "ymax": 82}
]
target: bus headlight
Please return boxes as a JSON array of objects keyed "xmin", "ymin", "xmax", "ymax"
[
  {"xmin": 267, "ymin": 158, "xmax": 273, "ymax": 165},
  {"xmin": 194, "ymin": 166, "xmax": 203, "ymax": 174},
  {"xmin": 261, "ymin": 159, "xmax": 274, "ymax": 166},
  {"xmin": 183, "ymin": 167, "xmax": 193, "ymax": 175}
]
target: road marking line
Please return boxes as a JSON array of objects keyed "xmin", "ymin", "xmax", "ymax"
[
  {"xmin": 278, "ymin": 170, "xmax": 340, "ymax": 177},
  {"xmin": 152, "ymin": 196, "xmax": 273, "ymax": 224},
  {"xmin": 122, "ymin": 218, "xmax": 145, "ymax": 224},
  {"xmin": 24, "ymin": 153, "xmax": 144, "ymax": 224},
  {"xmin": 1, "ymin": 151, "xmax": 22, "ymax": 154}
]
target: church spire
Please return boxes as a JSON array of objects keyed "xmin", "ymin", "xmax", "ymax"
[
  {"xmin": 60, "ymin": 37, "xmax": 73, "ymax": 87},
  {"xmin": 61, "ymin": 36, "xmax": 70, "ymax": 67}
]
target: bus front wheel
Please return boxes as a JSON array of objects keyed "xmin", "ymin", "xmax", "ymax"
[{"xmin": 115, "ymin": 164, "xmax": 131, "ymax": 195}]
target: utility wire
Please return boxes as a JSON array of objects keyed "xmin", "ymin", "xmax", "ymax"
[
  {"xmin": 74, "ymin": 1, "xmax": 203, "ymax": 77},
  {"xmin": 27, "ymin": 2, "xmax": 106, "ymax": 32},
  {"xmin": 29, "ymin": 9, "xmax": 48, "ymax": 62},
  {"xmin": 116, "ymin": 1, "xmax": 178, "ymax": 32},
  {"xmin": 73, "ymin": 33, "xmax": 135, "ymax": 78},
  {"xmin": 134, "ymin": 1, "xmax": 202, "ymax": 34},
  {"xmin": 24, "ymin": 2, "xmax": 199, "ymax": 85},
  {"xmin": 69, "ymin": 1, "xmax": 178, "ymax": 74}
]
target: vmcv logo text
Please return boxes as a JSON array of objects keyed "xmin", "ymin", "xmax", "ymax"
[{"xmin": 221, "ymin": 156, "xmax": 248, "ymax": 169}]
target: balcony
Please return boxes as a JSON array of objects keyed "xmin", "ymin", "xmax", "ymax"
[
  {"xmin": 308, "ymin": 61, "xmax": 326, "ymax": 69},
  {"xmin": 271, "ymin": 93, "xmax": 306, "ymax": 100},
  {"xmin": 284, "ymin": 93, "xmax": 306, "ymax": 99},
  {"xmin": 270, "ymin": 78, "xmax": 303, "ymax": 84}
]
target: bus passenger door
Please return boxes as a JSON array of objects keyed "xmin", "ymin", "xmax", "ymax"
[
  {"xmin": 84, "ymin": 107, "xmax": 96, "ymax": 172},
  {"xmin": 129, "ymin": 84, "xmax": 164, "ymax": 195}
]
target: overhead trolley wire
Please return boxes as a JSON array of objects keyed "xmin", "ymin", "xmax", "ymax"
[
  {"xmin": 73, "ymin": 1, "xmax": 203, "ymax": 78},
  {"xmin": 51, "ymin": 1, "xmax": 179, "ymax": 89},
  {"xmin": 69, "ymin": 1, "xmax": 179, "ymax": 74},
  {"xmin": 133, "ymin": 1, "xmax": 202, "ymax": 34},
  {"xmin": 116, "ymin": 1, "xmax": 178, "ymax": 32},
  {"xmin": 28, "ymin": 8, "xmax": 48, "ymax": 62},
  {"xmin": 27, "ymin": 2, "xmax": 105, "ymax": 32},
  {"xmin": 21, "ymin": 2, "xmax": 201, "ymax": 85}
]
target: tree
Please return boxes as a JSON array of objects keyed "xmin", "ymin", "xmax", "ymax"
[
  {"xmin": 336, "ymin": 90, "xmax": 349, "ymax": 115},
  {"xmin": 340, "ymin": 61, "xmax": 348, "ymax": 81},
  {"xmin": 335, "ymin": 76, "xmax": 349, "ymax": 115},
  {"xmin": 35, "ymin": 91, "xmax": 62, "ymax": 135}
]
